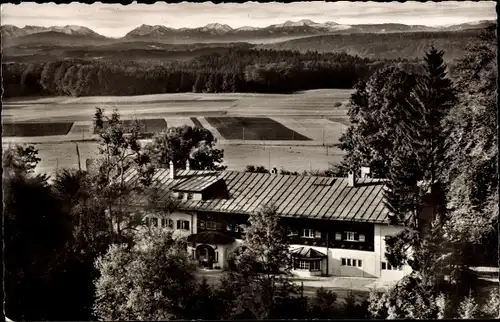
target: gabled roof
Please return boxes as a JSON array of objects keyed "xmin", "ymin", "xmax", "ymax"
[
  {"xmin": 291, "ymin": 247, "xmax": 327, "ymax": 259},
  {"xmin": 123, "ymin": 168, "xmax": 390, "ymax": 224}
]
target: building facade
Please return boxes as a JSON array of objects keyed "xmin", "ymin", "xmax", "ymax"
[{"xmin": 125, "ymin": 163, "xmax": 413, "ymax": 281}]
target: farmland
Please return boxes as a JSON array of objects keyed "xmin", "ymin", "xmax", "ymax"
[{"xmin": 2, "ymin": 89, "xmax": 352, "ymax": 176}]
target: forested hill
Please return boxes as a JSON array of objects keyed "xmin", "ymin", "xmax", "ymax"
[
  {"xmin": 2, "ymin": 49, "xmax": 422, "ymax": 98},
  {"xmin": 258, "ymin": 29, "xmax": 487, "ymax": 61}
]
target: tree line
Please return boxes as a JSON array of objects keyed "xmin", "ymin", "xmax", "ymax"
[
  {"xmin": 2, "ymin": 48, "xmax": 423, "ymax": 98},
  {"xmin": 336, "ymin": 25, "xmax": 499, "ymax": 318}
]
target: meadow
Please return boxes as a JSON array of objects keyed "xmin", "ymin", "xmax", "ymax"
[{"xmin": 2, "ymin": 89, "xmax": 352, "ymax": 175}]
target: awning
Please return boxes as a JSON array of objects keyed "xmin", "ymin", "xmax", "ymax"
[
  {"xmin": 187, "ymin": 231, "xmax": 236, "ymax": 245},
  {"xmin": 291, "ymin": 247, "xmax": 327, "ymax": 260}
]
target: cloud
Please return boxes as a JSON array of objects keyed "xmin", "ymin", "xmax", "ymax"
[{"xmin": 1, "ymin": 1, "xmax": 496, "ymax": 37}]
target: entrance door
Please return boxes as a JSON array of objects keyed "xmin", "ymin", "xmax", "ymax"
[{"xmin": 196, "ymin": 244, "xmax": 216, "ymax": 269}]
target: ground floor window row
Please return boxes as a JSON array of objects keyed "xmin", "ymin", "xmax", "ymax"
[
  {"xmin": 381, "ymin": 261, "xmax": 403, "ymax": 271},
  {"xmin": 341, "ymin": 257, "xmax": 362, "ymax": 267},
  {"xmin": 293, "ymin": 259, "xmax": 321, "ymax": 272}
]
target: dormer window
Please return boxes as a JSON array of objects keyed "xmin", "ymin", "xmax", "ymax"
[
  {"xmin": 177, "ymin": 192, "xmax": 184, "ymax": 200},
  {"xmin": 187, "ymin": 192, "xmax": 193, "ymax": 200}
]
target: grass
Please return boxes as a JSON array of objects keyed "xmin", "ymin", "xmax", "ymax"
[
  {"xmin": 206, "ymin": 117, "xmax": 311, "ymax": 141},
  {"xmin": 2, "ymin": 122, "xmax": 74, "ymax": 137},
  {"xmin": 92, "ymin": 118, "xmax": 168, "ymax": 137}
]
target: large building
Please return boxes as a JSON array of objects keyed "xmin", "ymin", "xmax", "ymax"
[{"xmin": 123, "ymin": 161, "xmax": 414, "ymax": 281}]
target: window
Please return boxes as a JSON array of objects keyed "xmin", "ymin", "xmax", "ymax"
[
  {"xmin": 310, "ymin": 260, "xmax": 321, "ymax": 271},
  {"xmin": 302, "ymin": 229, "xmax": 314, "ymax": 238},
  {"xmin": 145, "ymin": 217, "xmax": 150, "ymax": 226},
  {"xmin": 359, "ymin": 234, "xmax": 366, "ymax": 242},
  {"xmin": 296, "ymin": 260, "xmax": 321, "ymax": 271},
  {"xmin": 177, "ymin": 220, "xmax": 190, "ymax": 230},
  {"xmin": 315, "ymin": 231, "xmax": 322, "ymax": 238},
  {"xmin": 200, "ymin": 221, "xmax": 206, "ymax": 230},
  {"xmin": 215, "ymin": 251, "xmax": 219, "ymax": 262},
  {"xmin": 206, "ymin": 221, "xmax": 217, "ymax": 230},
  {"xmin": 335, "ymin": 232, "xmax": 342, "ymax": 241},
  {"xmin": 151, "ymin": 217, "xmax": 158, "ymax": 227},
  {"xmin": 234, "ymin": 224, "xmax": 240, "ymax": 232},
  {"xmin": 227, "ymin": 223, "xmax": 233, "ymax": 231},
  {"xmin": 187, "ymin": 193, "xmax": 193, "ymax": 200},
  {"xmin": 345, "ymin": 231, "xmax": 356, "ymax": 241},
  {"xmin": 177, "ymin": 192, "xmax": 184, "ymax": 200},
  {"xmin": 168, "ymin": 219, "xmax": 173, "ymax": 229},
  {"xmin": 161, "ymin": 218, "xmax": 167, "ymax": 227},
  {"xmin": 381, "ymin": 261, "xmax": 402, "ymax": 271},
  {"xmin": 341, "ymin": 258, "xmax": 362, "ymax": 267}
]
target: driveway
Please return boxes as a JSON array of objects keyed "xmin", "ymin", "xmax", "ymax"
[{"xmin": 195, "ymin": 269, "xmax": 396, "ymax": 301}]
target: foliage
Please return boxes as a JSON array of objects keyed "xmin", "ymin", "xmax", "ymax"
[
  {"xmin": 93, "ymin": 107, "xmax": 153, "ymax": 240},
  {"xmin": 458, "ymin": 293, "xmax": 479, "ymax": 319},
  {"xmin": 308, "ymin": 288, "xmax": 339, "ymax": 318},
  {"xmin": 441, "ymin": 25, "xmax": 498, "ymax": 266},
  {"xmin": 93, "ymin": 230, "xmax": 198, "ymax": 321},
  {"xmin": 368, "ymin": 274, "xmax": 440, "ymax": 319},
  {"xmin": 2, "ymin": 49, "xmax": 387, "ymax": 98},
  {"xmin": 2, "ymin": 144, "xmax": 41, "ymax": 177},
  {"xmin": 215, "ymin": 204, "xmax": 305, "ymax": 319},
  {"xmin": 339, "ymin": 66, "xmax": 418, "ymax": 178},
  {"xmin": 245, "ymin": 164, "xmax": 270, "ymax": 173},
  {"xmin": 243, "ymin": 204, "xmax": 291, "ymax": 274},
  {"xmin": 144, "ymin": 125, "xmax": 226, "ymax": 171},
  {"xmin": 3, "ymin": 145, "xmax": 72, "ymax": 321},
  {"xmin": 482, "ymin": 288, "xmax": 500, "ymax": 318}
]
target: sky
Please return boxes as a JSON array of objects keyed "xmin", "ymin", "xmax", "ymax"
[{"xmin": 1, "ymin": 1, "xmax": 497, "ymax": 38}]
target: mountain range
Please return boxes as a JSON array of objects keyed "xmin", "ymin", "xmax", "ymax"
[{"xmin": 2, "ymin": 19, "xmax": 495, "ymax": 45}]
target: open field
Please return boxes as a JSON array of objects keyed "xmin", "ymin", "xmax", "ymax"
[
  {"xmin": 205, "ymin": 117, "xmax": 310, "ymax": 141},
  {"xmin": 2, "ymin": 122, "xmax": 74, "ymax": 137},
  {"xmin": 2, "ymin": 89, "xmax": 352, "ymax": 123},
  {"xmin": 93, "ymin": 118, "xmax": 168, "ymax": 138},
  {"xmin": 2, "ymin": 90, "xmax": 351, "ymax": 175}
]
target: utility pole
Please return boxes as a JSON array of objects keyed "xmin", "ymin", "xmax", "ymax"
[
  {"xmin": 268, "ymin": 151, "xmax": 271, "ymax": 172},
  {"xmin": 75, "ymin": 142, "xmax": 82, "ymax": 171}
]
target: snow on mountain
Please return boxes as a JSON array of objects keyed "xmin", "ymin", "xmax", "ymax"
[
  {"xmin": 236, "ymin": 26, "xmax": 260, "ymax": 31},
  {"xmin": 49, "ymin": 25, "xmax": 100, "ymax": 36},
  {"xmin": 202, "ymin": 23, "xmax": 233, "ymax": 32}
]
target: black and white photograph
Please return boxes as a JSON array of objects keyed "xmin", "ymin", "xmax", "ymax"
[{"xmin": 1, "ymin": 1, "xmax": 498, "ymax": 320}]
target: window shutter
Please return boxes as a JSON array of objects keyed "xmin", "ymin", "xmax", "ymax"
[
  {"xmin": 358, "ymin": 260, "xmax": 362, "ymax": 267},
  {"xmin": 185, "ymin": 221, "xmax": 190, "ymax": 230},
  {"xmin": 359, "ymin": 234, "xmax": 365, "ymax": 242},
  {"xmin": 341, "ymin": 258, "xmax": 346, "ymax": 266},
  {"xmin": 335, "ymin": 232, "xmax": 342, "ymax": 241},
  {"xmin": 315, "ymin": 231, "xmax": 321, "ymax": 238},
  {"xmin": 177, "ymin": 220, "xmax": 181, "ymax": 229},
  {"xmin": 168, "ymin": 219, "xmax": 173, "ymax": 228}
]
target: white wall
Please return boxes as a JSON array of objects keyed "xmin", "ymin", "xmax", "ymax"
[
  {"xmin": 377, "ymin": 224, "xmax": 412, "ymax": 281},
  {"xmin": 145, "ymin": 211, "xmax": 197, "ymax": 238}
]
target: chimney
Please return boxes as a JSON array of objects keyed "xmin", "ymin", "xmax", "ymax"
[
  {"xmin": 186, "ymin": 159, "xmax": 190, "ymax": 171},
  {"xmin": 348, "ymin": 170, "xmax": 355, "ymax": 187},
  {"xmin": 271, "ymin": 167, "xmax": 278, "ymax": 174},
  {"xmin": 361, "ymin": 166, "xmax": 371, "ymax": 179},
  {"xmin": 169, "ymin": 160, "xmax": 175, "ymax": 179}
]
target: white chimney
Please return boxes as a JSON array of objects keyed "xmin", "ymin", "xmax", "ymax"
[
  {"xmin": 186, "ymin": 159, "xmax": 190, "ymax": 171},
  {"xmin": 271, "ymin": 167, "xmax": 278, "ymax": 174},
  {"xmin": 361, "ymin": 167, "xmax": 371, "ymax": 179},
  {"xmin": 348, "ymin": 171, "xmax": 355, "ymax": 187},
  {"xmin": 169, "ymin": 160, "xmax": 175, "ymax": 179}
]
